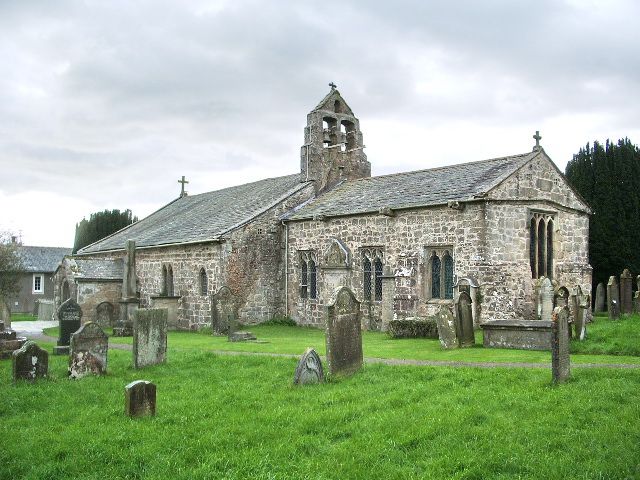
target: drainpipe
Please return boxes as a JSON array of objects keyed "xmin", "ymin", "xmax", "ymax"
[{"xmin": 282, "ymin": 220, "xmax": 289, "ymax": 316}]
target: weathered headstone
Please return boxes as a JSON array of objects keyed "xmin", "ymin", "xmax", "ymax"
[
  {"xmin": 55, "ymin": 298, "xmax": 83, "ymax": 355},
  {"xmin": 325, "ymin": 286, "xmax": 363, "ymax": 376},
  {"xmin": 69, "ymin": 322, "xmax": 108, "ymax": 379},
  {"xmin": 37, "ymin": 299, "xmax": 55, "ymax": 321},
  {"xmin": 619, "ymin": 269, "xmax": 633, "ymax": 315},
  {"xmin": 594, "ymin": 282, "xmax": 606, "ymax": 313},
  {"xmin": 607, "ymin": 276, "xmax": 620, "ymax": 319},
  {"xmin": 539, "ymin": 277, "xmax": 554, "ymax": 321},
  {"xmin": 570, "ymin": 286, "xmax": 587, "ymax": 341},
  {"xmin": 554, "ymin": 286, "xmax": 570, "ymax": 308},
  {"xmin": 125, "ymin": 380, "xmax": 156, "ymax": 417},
  {"xmin": 12, "ymin": 341, "xmax": 48, "ymax": 381},
  {"xmin": 133, "ymin": 308, "xmax": 167, "ymax": 369},
  {"xmin": 293, "ymin": 348, "xmax": 324, "ymax": 385},
  {"xmin": 211, "ymin": 286, "xmax": 236, "ymax": 336},
  {"xmin": 551, "ymin": 306, "xmax": 570, "ymax": 384},
  {"xmin": 455, "ymin": 291, "xmax": 475, "ymax": 347},
  {"xmin": 435, "ymin": 305, "xmax": 459, "ymax": 349}
]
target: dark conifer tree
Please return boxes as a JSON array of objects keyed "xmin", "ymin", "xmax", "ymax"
[{"xmin": 73, "ymin": 209, "xmax": 138, "ymax": 254}]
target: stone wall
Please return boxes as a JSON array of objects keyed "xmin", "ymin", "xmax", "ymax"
[{"xmin": 76, "ymin": 281, "xmax": 121, "ymax": 324}]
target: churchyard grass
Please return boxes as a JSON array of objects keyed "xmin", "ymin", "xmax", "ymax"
[
  {"xmin": 571, "ymin": 313, "xmax": 640, "ymax": 356},
  {"xmin": 9, "ymin": 313, "xmax": 37, "ymax": 322},
  {"xmin": 42, "ymin": 317, "xmax": 640, "ymax": 365},
  {"xmin": 1, "ymin": 344, "xmax": 639, "ymax": 479}
]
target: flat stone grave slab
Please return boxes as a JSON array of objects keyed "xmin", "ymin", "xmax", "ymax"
[
  {"xmin": 480, "ymin": 319, "xmax": 552, "ymax": 351},
  {"xmin": 69, "ymin": 322, "xmax": 109, "ymax": 379}
]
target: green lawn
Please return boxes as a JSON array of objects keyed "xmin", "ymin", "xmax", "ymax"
[
  {"xmin": 42, "ymin": 315, "xmax": 640, "ymax": 365},
  {"xmin": 9, "ymin": 313, "xmax": 37, "ymax": 322},
  {"xmin": 1, "ymin": 344, "xmax": 639, "ymax": 480}
]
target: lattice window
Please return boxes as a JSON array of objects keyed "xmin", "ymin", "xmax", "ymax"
[
  {"xmin": 529, "ymin": 212, "xmax": 555, "ymax": 279},
  {"xmin": 426, "ymin": 247, "xmax": 455, "ymax": 300},
  {"xmin": 199, "ymin": 268, "xmax": 208, "ymax": 296},
  {"xmin": 362, "ymin": 248, "xmax": 384, "ymax": 302},
  {"xmin": 299, "ymin": 251, "xmax": 318, "ymax": 300}
]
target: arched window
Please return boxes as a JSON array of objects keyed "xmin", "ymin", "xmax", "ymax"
[
  {"xmin": 161, "ymin": 265, "xmax": 168, "ymax": 296},
  {"xmin": 300, "ymin": 259, "xmax": 308, "ymax": 299},
  {"xmin": 374, "ymin": 258, "xmax": 383, "ymax": 301},
  {"xmin": 309, "ymin": 260, "xmax": 317, "ymax": 299},
  {"xmin": 530, "ymin": 213, "xmax": 555, "ymax": 279},
  {"xmin": 199, "ymin": 268, "xmax": 208, "ymax": 296},
  {"xmin": 431, "ymin": 254, "xmax": 441, "ymax": 299},
  {"xmin": 443, "ymin": 252, "xmax": 454, "ymax": 299},
  {"xmin": 166, "ymin": 265, "xmax": 174, "ymax": 296},
  {"xmin": 362, "ymin": 248, "xmax": 383, "ymax": 302}
]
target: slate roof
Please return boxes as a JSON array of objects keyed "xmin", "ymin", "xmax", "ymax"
[
  {"xmin": 79, "ymin": 174, "xmax": 310, "ymax": 253},
  {"xmin": 17, "ymin": 246, "xmax": 72, "ymax": 273},
  {"xmin": 72, "ymin": 258, "xmax": 123, "ymax": 280},
  {"xmin": 285, "ymin": 151, "xmax": 539, "ymax": 220}
]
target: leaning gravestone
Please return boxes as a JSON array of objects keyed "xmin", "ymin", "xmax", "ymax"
[
  {"xmin": 133, "ymin": 308, "xmax": 167, "ymax": 369},
  {"xmin": 293, "ymin": 348, "xmax": 324, "ymax": 385},
  {"xmin": 619, "ymin": 269, "xmax": 633, "ymax": 315},
  {"xmin": 594, "ymin": 282, "xmax": 606, "ymax": 313},
  {"xmin": 570, "ymin": 286, "xmax": 588, "ymax": 341},
  {"xmin": 12, "ymin": 341, "xmax": 48, "ymax": 382},
  {"xmin": 325, "ymin": 286, "xmax": 363, "ymax": 376},
  {"xmin": 607, "ymin": 276, "xmax": 620, "ymax": 320},
  {"xmin": 539, "ymin": 278, "xmax": 554, "ymax": 321},
  {"xmin": 436, "ymin": 305, "xmax": 459, "ymax": 349},
  {"xmin": 69, "ymin": 322, "xmax": 108, "ymax": 379},
  {"xmin": 55, "ymin": 298, "xmax": 83, "ymax": 355},
  {"xmin": 455, "ymin": 291, "xmax": 475, "ymax": 347},
  {"xmin": 125, "ymin": 380, "xmax": 156, "ymax": 417},
  {"xmin": 211, "ymin": 286, "xmax": 236, "ymax": 336},
  {"xmin": 551, "ymin": 306, "xmax": 570, "ymax": 384}
]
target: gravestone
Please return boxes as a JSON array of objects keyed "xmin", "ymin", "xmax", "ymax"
[
  {"xmin": 0, "ymin": 321, "xmax": 27, "ymax": 359},
  {"xmin": 454, "ymin": 277, "xmax": 480, "ymax": 326},
  {"xmin": 125, "ymin": 380, "xmax": 156, "ymax": 417},
  {"xmin": 435, "ymin": 305, "xmax": 459, "ymax": 349},
  {"xmin": 539, "ymin": 278, "xmax": 554, "ymax": 321},
  {"xmin": 69, "ymin": 322, "xmax": 108, "ymax": 379},
  {"xmin": 114, "ymin": 240, "xmax": 139, "ymax": 337},
  {"xmin": 570, "ymin": 286, "xmax": 587, "ymax": 341},
  {"xmin": 133, "ymin": 308, "xmax": 167, "ymax": 369},
  {"xmin": 37, "ymin": 299, "xmax": 55, "ymax": 321},
  {"xmin": 619, "ymin": 269, "xmax": 633, "ymax": 315},
  {"xmin": 380, "ymin": 267, "xmax": 395, "ymax": 332},
  {"xmin": 12, "ymin": 341, "xmax": 48, "ymax": 381},
  {"xmin": 325, "ymin": 286, "xmax": 363, "ymax": 376},
  {"xmin": 96, "ymin": 302, "xmax": 116, "ymax": 328},
  {"xmin": 551, "ymin": 306, "xmax": 570, "ymax": 384},
  {"xmin": 455, "ymin": 291, "xmax": 475, "ymax": 347},
  {"xmin": 607, "ymin": 276, "xmax": 620, "ymax": 319},
  {"xmin": 211, "ymin": 286, "xmax": 236, "ymax": 336},
  {"xmin": 293, "ymin": 348, "xmax": 324, "ymax": 385},
  {"xmin": 554, "ymin": 286, "xmax": 570, "ymax": 308},
  {"xmin": 55, "ymin": 298, "xmax": 83, "ymax": 355},
  {"xmin": 594, "ymin": 282, "xmax": 605, "ymax": 313}
]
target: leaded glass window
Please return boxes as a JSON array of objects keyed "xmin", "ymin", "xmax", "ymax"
[
  {"xmin": 362, "ymin": 248, "xmax": 383, "ymax": 302},
  {"xmin": 374, "ymin": 258, "xmax": 383, "ymax": 301},
  {"xmin": 300, "ymin": 260, "xmax": 308, "ymax": 299},
  {"xmin": 363, "ymin": 257, "xmax": 372, "ymax": 301},
  {"xmin": 443, "ymin": 253, "xmax": 454, "ymax": 299},
  {"xmin": 309, "ymin": 260, "xmax": 317, "ymax": 299},
  {"xmin": 426, "ymin": 246, "xmax": 455, "ymax": 301},
  {"xmin": 431, "ymin": 255, "xmax": 441, "ymax": 298},
  {"xmin": 529, "ymin": 212, "xmax": 555, "ymax": 279},
  {"xmin": 299, "ymin": 251, "xmax": 318, "ymax": 300}
]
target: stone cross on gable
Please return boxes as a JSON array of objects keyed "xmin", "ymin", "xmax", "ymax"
[
  {"xmin": 533, "ymin": 131, "xmax": 542, "ymax": 149},
  {"xmin": 178, "ymin": 176, "xmax": 189, "ymax": 197},
  {"xmin": 329, "ymin": 82, "xmax": 337, "ymax": 90}
]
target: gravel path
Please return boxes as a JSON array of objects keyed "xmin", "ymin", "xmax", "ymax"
[{"xmin": 19, "ymin": 330, "xmax": 640, "ymax": 369}]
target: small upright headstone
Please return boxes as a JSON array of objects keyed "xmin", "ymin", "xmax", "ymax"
[
  {"xmin": 125, "ymin": 380, "xmax": 156, "ymax": 417},
  {"xmin": 69, "ymin": 322, "xmax": 108, "ymax": 379},
  {"xmin": 619, "ymin": 269, "xmax": 633, "ymax": 315},
  {"xmin": 570, "ymin": 286, "xmax": 587, "ymax": 341},
  {"xmin": 551, "ymin": 306, "xmax": 570, "ymax": 384},
  {"xmin": 554, "ymin": 287, "xmax": 570, "ymax": 308},
  {"xmin": 293, "ymin": 348, "xmax": 324, "ymax": 385},
  {"xmin": 133, "ymin": 308, "xmax": 168, "ymax": 369},
  {"xmin": 211, "ymin": 286, "xmax": 237, "ymax": 336},
  {"xmin": 607, "ymin": 276, "xmax": 620, "ymax": 320},
  {"xmin": 539, "ymin": 278, "xmax": 554, "ymax": 321},
  {"xmin": 455, "ymin": 291, "xmax": 475, "ymax": 347},
  {"xmin": 12, "ymin": 341, "xmax": 48, "ymax": 382},
  {"xmin": 435, "ymin": 305, "xmax": 459, "ymax": 349},
  {"xmin": 325, "ymin": 286, "xmax": 363, "ymax": 376},
  {"xmin": 55, "ymin": 298, "xmax": 83, "ymax": 355},
  {"xmin": 594, "ymin": 282, "xmax": 606, "ymax": 313}
]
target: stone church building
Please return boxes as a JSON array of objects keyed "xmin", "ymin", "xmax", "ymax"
[{"xmin": 54, "ymin": 88, "xmax": 592, "ymax": 331}]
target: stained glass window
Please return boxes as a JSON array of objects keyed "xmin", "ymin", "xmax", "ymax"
[
  {"xmin": 443, "ymin": 253, "xmax": 454, "ymax": 299},
  {"xmin": 374, "ymin": 258, "xmax": 383, "ymax": 301}
]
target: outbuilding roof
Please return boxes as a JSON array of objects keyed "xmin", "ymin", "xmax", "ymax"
[
  {"xmin": 72, "ymin": 258, "xmax": 124, "ymax": 281},
  {"xmin": 79, "ymin": 174, "xmax": 310, "ymax": 253},
  {"xmin": 284, "ymin": 151, "xmax": 539, "ymax": 220},
  {"xmin": 17, "ymin": 246, "xmax": 72, "ymax": 273}
]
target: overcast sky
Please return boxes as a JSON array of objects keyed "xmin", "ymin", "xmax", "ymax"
[{"xmin": 1, "ymin": 0, "xmax": 639, "ymax": 248}]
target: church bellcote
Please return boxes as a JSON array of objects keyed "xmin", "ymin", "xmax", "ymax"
[{"xmin": 300, "ymin": 86, "xmax": 370, "ymax": 192}]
